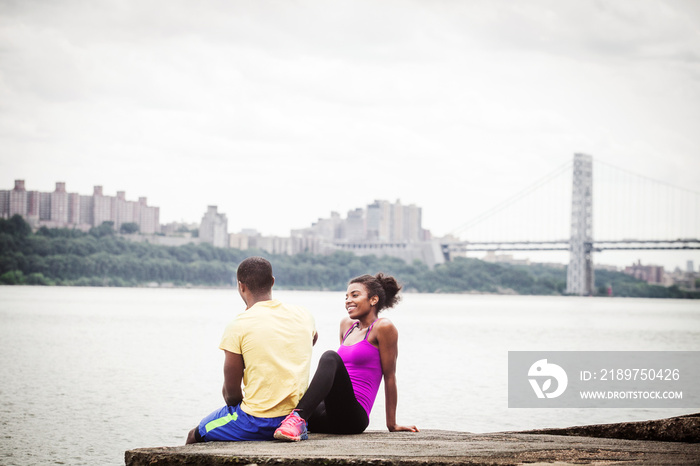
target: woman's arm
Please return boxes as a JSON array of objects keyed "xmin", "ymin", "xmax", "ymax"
[{"xmin": 375, "ymin": 319, "xmax": 418, "ymax": 432}]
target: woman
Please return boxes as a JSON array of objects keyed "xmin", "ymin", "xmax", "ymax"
[{"xmin": 274, "ymin": 273, "xmax": 418, "ymax": 441}]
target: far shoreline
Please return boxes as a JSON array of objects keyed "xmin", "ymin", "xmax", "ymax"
[{"xmin": 2, "ymin": 282, "xmax": 700, "ymax": 299}]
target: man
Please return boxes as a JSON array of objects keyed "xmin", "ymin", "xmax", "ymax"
[{"xmin": 186, "ymin": 256, "xmax": 317, "ymax": 443}]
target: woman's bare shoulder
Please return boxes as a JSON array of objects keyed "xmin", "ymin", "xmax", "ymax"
[
  {"xmin": 340, "ymin": 316, "xmax": 355, "ymax": 327},
  {"xmin": 375, "ymin": 316, "xmax": 396, "ymax": 329},
  {"xmin": 373, "ymin": 317, "xmax": 398, "ymax": 338},
  {"xmin": 339, "ymin": 316, "xmax": 355, "ymax": 334}
]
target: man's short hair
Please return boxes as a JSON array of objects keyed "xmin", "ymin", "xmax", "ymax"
[{"xmin": 236, "ymin": 256, "xmax": 274, "ymax": 293}]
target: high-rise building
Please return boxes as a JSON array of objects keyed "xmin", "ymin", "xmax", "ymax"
[
  {"xmin": 199, "ymin": 206, "xmax": 228, "ymax": 247},
  {"xmin": 9, "ymin": 180, "xmax": 27, "ymax": 218},
  {"xmin": 623, "ymin": 260, "xmax": 664, "ymax": 284},
  {"xmin": 113, "ymin": 191, "xmax": 129, "ymax": 229},
  {"xmin": 51, "ymin": 182, "xmax": 69, "ymax": 225},
  {"xmin": 403, "ymin": 203, "xmax": 422, "ymax": 242},
  {"xmin": 67, "ymin": 193, "xmax": 81, "ymax": 225},
  {"xmin": 138, "ymin": 197, "xmax": 160, "ymax": 234},
  {"xmin": 92, "ymin": 186, "xmax": 112, "ymax": 227},
  {"xmin": 291, "ymin": 212, "xmax": 342, "ymax": 242},
  {"xmin": 79, "ymin": 195, "xmax": 94, "ymax": 226},
  {"xmin": 38, "ymin": 192, "xmax": 51, "ymax": 221},
  {"xmin": 390, "ymin": 201, "xmax": 404, "ymax": 242},
  {"xmin": 0, "ymin": 190, "xmax": 9, "ymax": 217},
  {"xmin": 345, "ymin": 208, "xmax": 365, "ymax": 242},
  {"xmin": 0, "ymin": 179, "xmax": 160, "ymax": 233},
  {"xmin": 25, "ymin": 190, "xmax": 38, "ymax": 219},
  {"xmin": 226, "ymin": 198, "xmax": 438, "ymax": 264},
  {"xmin": 367, "ymin": 200, "xmax": 391, "ymax": 241},
  {"xmin": 297, "ymin": 199, "xmax": 424, "ymax": 244}
]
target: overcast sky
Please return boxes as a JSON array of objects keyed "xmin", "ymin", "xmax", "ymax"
[{"xmin": 1, "ymin": 0, "xmax": 699, "ymax": 268}]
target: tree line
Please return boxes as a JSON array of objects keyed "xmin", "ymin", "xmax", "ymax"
[{"xmin": 0, "ymin": 215, "xmax": 697, "ymax": 298}]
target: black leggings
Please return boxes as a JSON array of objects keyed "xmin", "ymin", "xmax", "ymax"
[{"xmin": 296, "ymin": 350, "xmax": 369, "ymax": 434}]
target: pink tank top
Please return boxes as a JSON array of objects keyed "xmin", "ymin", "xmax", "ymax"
[{"xmin": 337, "ymin": 320, "xmax": 383, "ymax": 417}]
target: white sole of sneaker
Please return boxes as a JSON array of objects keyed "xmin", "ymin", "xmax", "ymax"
[{"xmin": 274, "ymin": 431, "xmax": 300, "ymax": 442}]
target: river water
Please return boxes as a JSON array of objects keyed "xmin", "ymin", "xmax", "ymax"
[{"xmin": 1, "ymin": 286, "xmax": 698, "ymax": 465}]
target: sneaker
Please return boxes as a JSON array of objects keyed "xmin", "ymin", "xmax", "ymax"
[{"xmin": 274, "ymin": 410, "xmax": 308, "ymax": 441}]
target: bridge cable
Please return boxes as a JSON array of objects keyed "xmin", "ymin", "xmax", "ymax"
[{"xmin": 449, "ymin": 159, "xmax": 572, "ymax": 238}]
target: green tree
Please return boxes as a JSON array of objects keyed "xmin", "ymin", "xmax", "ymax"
[
  {"xmin": 0, "ymin": 233, "xmax": 18, "ymax": 255},
  {"xmin": 89, "ymin": 221, "xmax": 115, "ymax": 238},
  {"xmin": 0, "ymin": 215, "xmax": 31, "ymax": 238},
  {"xmin": 0, "ymin": 270, "xmax": 25, "ymax": 284},
  {"xmin": 26, "ymin": 273, "xmax": 52, "ymax": 285},
  {"xmin": 119, "ymin": 222, "xmax": 139, "ymax": 234}
]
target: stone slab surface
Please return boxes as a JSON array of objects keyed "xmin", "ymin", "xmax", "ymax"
[
  {"xmin": 125, "ymin": 429, "xmax": 700, "ymax": 466},
  {"xmin": 522, "ymin": 412, "xmax": 700, "ymax": 443}
]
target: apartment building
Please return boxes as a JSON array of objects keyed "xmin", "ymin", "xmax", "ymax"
[
  {"xmin": 295, "ymin": 199, "xmax": 426, "ymax": 244},
  {"xmin": 0, "ymin": 179, "xmax": 160, "ymax": 233},
  {"xmin": 199, "ymin": 205, "xmax": 228, "ymax": 248}
]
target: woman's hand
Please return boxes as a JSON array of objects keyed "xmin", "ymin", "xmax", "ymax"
[{"xmin": 388, "ymin": 424, "xmax": 419, "ymax": 432}]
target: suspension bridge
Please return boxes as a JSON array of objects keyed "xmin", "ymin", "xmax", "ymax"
[{"xmin": 442, "ymin": 153, "xmax": 700, "ymax": 296}]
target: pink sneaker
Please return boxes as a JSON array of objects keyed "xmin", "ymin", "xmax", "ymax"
[{"xmin": 274, "ymin": 411, "xmax": 308, "ymax": 441}]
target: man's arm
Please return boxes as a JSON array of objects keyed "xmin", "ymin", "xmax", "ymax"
[{"xmin": 222, "ymin": 350, "xmax": 244, "ymax": 406}]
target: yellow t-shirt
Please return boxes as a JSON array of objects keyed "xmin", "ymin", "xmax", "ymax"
[{"xmin": 219, "ymin": 299, "xmax": 316, "ymax": 418}]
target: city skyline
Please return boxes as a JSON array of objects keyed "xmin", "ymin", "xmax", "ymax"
[
  {"xmin": 2, "ymin": 176, "xmax": 698, "ymax": 272},
  {"xmin": 1, "ymin": 1, "xmax": 699, "ymax": 270},
  {"xmin": 0, "ymin": 179, "xmax": 160, "ymax": 234}
]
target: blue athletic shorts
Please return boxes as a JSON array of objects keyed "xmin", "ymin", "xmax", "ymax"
[{"xmin": 196, "ymin": 404, "xmax": 286, "ymax": 442}]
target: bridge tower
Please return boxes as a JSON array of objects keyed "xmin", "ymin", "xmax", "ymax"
[{"xmin": 566, "ymin": 153, "xmax": 594, "ymax": 295}]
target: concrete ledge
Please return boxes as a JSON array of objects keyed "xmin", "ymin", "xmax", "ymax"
[
  {"xmin": 521, "ymin": 412, "xmax": 700, "ymax": 443},
  {"xmin": 125, "ymin": 414, "xmax": 700, "ymax": 466}
]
